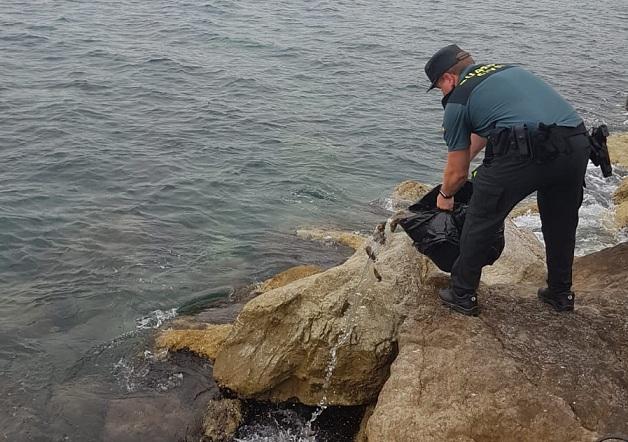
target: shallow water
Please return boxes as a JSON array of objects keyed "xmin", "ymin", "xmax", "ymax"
[{"xmin": 1, "ymin": 0, "xmax": 627, "ymax": 439}]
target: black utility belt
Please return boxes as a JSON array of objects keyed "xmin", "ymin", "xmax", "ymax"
[{"xmin": 487, "ymin": 122, "xmax": 589, "ymax": 162}]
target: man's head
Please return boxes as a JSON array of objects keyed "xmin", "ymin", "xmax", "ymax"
[{"xmin": 424, "ymin": 44, "xmax": 474, "ymax": 95}]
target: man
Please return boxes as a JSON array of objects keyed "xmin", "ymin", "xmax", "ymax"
[{"xmin": 424, "ymin": 44, "xmax": 591, "ymax": 316}]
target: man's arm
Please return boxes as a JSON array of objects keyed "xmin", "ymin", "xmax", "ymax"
[
  {"xmin": 437, "ymin": 149, "xmax": 471, "ymax": 210},
  {"xmin": 469, "ymin": 133, "xmax": 487, "ymax": 160}
]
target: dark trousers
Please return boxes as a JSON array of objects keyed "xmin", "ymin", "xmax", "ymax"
[{"xmin": 450, "ymin": 142, "xmax": 590, "ymax": 296}]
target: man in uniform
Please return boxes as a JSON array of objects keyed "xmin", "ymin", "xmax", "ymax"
[{"xmin": 424, "ymin": 44, "xmax": 591, "ymax": 316}]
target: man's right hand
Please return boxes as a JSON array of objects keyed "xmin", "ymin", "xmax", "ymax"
[{"xmin": 437, "ymin": 193, "xmax": 454, "ymax": 211}]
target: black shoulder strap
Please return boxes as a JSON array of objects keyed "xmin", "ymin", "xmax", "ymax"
[{"xmin": 448, "ymin": 64, "xmax": 514, "ymax": 106}]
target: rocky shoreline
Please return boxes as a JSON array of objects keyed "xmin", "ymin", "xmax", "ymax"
[{"xmin": 156, "ymin": 133, "xmax": 628, "ymax": 441}]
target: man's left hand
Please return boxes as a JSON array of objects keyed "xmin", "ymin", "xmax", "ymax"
[{"xmin": 437, "ymin": 193, "xmax": 454, "ymax": 211}]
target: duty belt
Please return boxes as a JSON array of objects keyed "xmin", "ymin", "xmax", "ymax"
[{"xmin": 486, "ymin": 122, "xmax": 589, "ymax": 163}]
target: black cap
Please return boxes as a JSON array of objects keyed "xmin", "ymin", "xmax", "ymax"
[{"xmin": 424, "ymin": 44, "xmax": 471, "ymax": 91}]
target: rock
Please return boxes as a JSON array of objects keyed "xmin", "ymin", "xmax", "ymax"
[
  {"xmin": 572, "ymin": 242, "xmax": 628, "ymax": 292},
  {"xmin": 257, "ymin": 265, "xmax": 323, "ymax": 293},
  {"xmin": 390, "ymin": 180, "xmax": 431, "ymax": 209},
  {"xmin": 608, "ymin": 132, "xmax": 628, "ymax": 168},
  {"xmin": 212, "ymin": 220, "xmax": 546, "ymax": 406},
  {"xmin": 156, "ymin": 324, "xmax": 233, "ymax": 361},
  {"xmin": 616, "ymin": 202, "xmax": 628, "ymax": 229},
  {"xmin": 201, "ymin": 399, "xmax": 244, "ymax": 442},
  {"xmin": 365, "ymin": 241, "xmax": 628, "ymax": 441},
  {"xmin": 613, "ymin": 177, "xmax": 628, "ymax": 205},
  {"xmin": 510, "ymin": 200, "xmax": 539, "ymax": 218},
  {"xmin": 296, "ymin": 228, "xmax": 367, "ymax": 251},
  {"xmin": 354, "ymin": 404, "xmax": 375, "ymax": 442},
  {"xmin": 481, "ymin": 218, "xmax": 546, "ymax": 286},
  {"xmin": 208, "ymin": 211, "xmax": 628, "ymax": 439},
  {"xmin": 213, "ymin": 225, "xmax": 422, "ymax": 405}
]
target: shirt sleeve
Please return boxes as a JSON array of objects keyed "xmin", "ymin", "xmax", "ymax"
[{"xmin": 442, "ymin": 102, "xmax": 472, "ymax": 151}]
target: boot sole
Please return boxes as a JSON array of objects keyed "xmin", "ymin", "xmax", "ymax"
[
  {"xmin": 440, "ymin": 298, "xmax": 480, "ymax": 316},
  {"xmin": 537, "ymin": 294, "xmax": 574, "ymax": 312}
]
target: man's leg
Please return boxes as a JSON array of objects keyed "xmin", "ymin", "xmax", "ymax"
[
  {"xmin": 537, "ymin": 143, "xmax": 589, "ymax": 297},
  {"xmin": 537, "ymin": 181, "xmax": 584, "ymax": 294},
  {"xmin": 449, "ymin": 188, "xmax": 514, "ymax": 295},
  {"xmin": 447, "ymin": 159, "xmax": 537, "ymax": 312}
]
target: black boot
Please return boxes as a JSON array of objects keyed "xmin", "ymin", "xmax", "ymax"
[
  {"xmin": 439, "ymin": 288, "xmax": 479, "ymax": 316},
  {"xmin": 537, "ymin": 287, "xmax": 574, "ymax": 312}
]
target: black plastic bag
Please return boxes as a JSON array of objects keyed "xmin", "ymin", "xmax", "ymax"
[{"xmin": 398, "ymin": 181, "xmax": 504, "ymax": 272}]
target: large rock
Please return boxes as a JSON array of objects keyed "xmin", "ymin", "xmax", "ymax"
[
  {"xmin": 213, "ymin": 227, "xmax": 420, "ymax": 405},
  {"xmin": 256, "ymin": 265, "xmax": 323, "ymax": 293},
  {"xmin": 366, "ymin": 242, "xmax": 628, "ymax": 441},
  {"xmin": 608, "ymin": 132, "xmax": 628, "ymax": 168},
  {"xmin": 212, "ymin": 218, "xmax": 546, "ymax": 407}
]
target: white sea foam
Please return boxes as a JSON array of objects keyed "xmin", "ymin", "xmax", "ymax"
[
  {"xmin": 512, "ymin": 163, "xmax": 627, "ymax": 255},
  {"xmin": 135, "ymin": 308, "xmax": 178, "ymax": 330}
]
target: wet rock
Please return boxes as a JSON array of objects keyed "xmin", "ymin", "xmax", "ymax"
[
  {"xmin": 256, "ymin": 265, "xmax": 323, "ymax": 293},
  {"xmin": 296, "ymin": 228, "xmax": 366, "ymax": 251},
  {"xmin": 353, "ymin": 404, "xmax": 375, "ymax": 442},
  {"xmin": 390, "ymin": 180, "xmax": 431, "ymax": 209},
  {"xmin": 104, "ymin": 396, "xmax": 198, "ymax": 442},
  {"xmin": 170, "ymin": 303, "xmax": 244, "ymax": 329},
  {"xmin": 202, "ymin": 399, "xmax": 244, "ymax": 442},
  {"xmin": 608, "ymin": 132, "xmax": 628, "ymax": 168},
  {"xmin": 613, "ymin": 178, "xmax": 628, "ymax": 228},
  {"xmin": 156, "ymin": 324, "xmax": 233, "ymax": 361},
  {"xmin": 616, "ymin": 202, "xmax": 628, "ymax": 229},
  {"xmin": 612, "ymin": 177, "xmax": 628, "ymax": 205},
  {"xmin": 214, "ymin": 224, "xmax": 418, "ymax": 406}
]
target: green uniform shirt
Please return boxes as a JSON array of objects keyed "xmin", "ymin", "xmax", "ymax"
[{"xmin": 442, "ymin": 64, "xmax": 582, "ymax": 151}]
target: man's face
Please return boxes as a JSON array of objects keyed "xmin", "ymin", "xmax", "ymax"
[{"xmin": 436, "ymin": 72, "xmax": 457, "ymax": 96}]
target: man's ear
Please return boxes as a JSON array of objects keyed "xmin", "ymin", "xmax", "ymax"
[{"xmin": 442, "ymin": 72, "xmax": 457, "ymax": 85}]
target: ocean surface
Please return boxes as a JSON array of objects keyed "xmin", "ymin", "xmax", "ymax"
[{"xmin": 1, "ymin": 0, "xmax": 627, "ymax": 440}]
